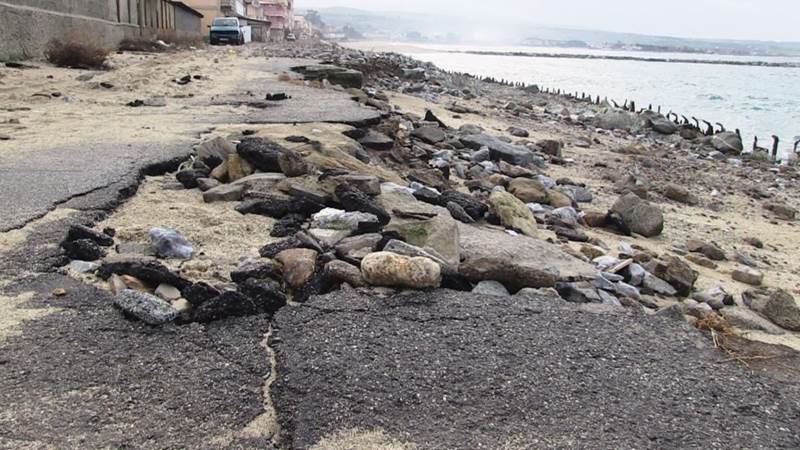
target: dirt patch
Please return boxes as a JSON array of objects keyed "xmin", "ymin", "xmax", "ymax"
[
  {"xmin": 0, "ymin": 292, "xmax": 56, "ymax": 342},
  {"xmin": 310, "ymin": 428, "xmax": 418, "ymax": 450}
]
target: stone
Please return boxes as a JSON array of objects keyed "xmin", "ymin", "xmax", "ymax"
[
  {"xmin": 275, "ymin": 249, "xmax": 319, "ymax": 289},
  {"xmin": 175, "ymin": 169, "xmax": 207, "ymax": 189},
  {"xmin": 692, "ymin": 286, "xmax": 733, "ymax": 310},
  {"xmin": 556, "ymin": 282, "xmax": 603, "ymax": 304},
  {"xmin": 196, "ymin": 178, "xmax": 221, "ymax": 192},
  {"xmin": 439, "ymin": 191, "xmax": 487, "ymax": 221},
  {"xmin": 537, "ymin": 139, "xmax": 563, "ymax": 158},
  {"xmin": 65, "ymin": 224, "xmax": 114, "ymax": 247},
  {"xmin": 610, "ymin": 193, "xmax": 664, "ymax": 237},
  {"xmin": 507, "ymin": 127, "xmax": 529, "ymax": 138},
  {"xmin": 67, "ymin": 260, "xmax": 100, "ymax": 274},
  {"xmin": 98, "ymin": 257, "xmax": 190, "ymax": 290},
  {"xmin": 312, "ymin": 208, "xmax": 380, "ymax": 233},
  {"xmin": 582, "ymin": 210, "xmax": 608, "ymax": 228},
  {"xmin": 226, "ymin": 154, "xmax": 254, "ymax": 182},
  {"xmin": 231, "ymin": 173, "xmax": 287, "ymax": 193},
  {"xmin": 732, "ymin": 267, "xmax": 764, "ymax": 286},
  {"xmin": 594, "ymin": 110, "xmax": 641, "ymax": 131},
  {"xmin": 508, "ymin": 178, "xmax": 549, "ymax": 204},
  {"xmin": 61, "ymin": 239, "xmax": 106, "ymax": 261},
  {"xmin": 278, "ymin": 149, "xmax": 309, "ymax": 177},
  {"xmin": 682, "ymin": 299, "xmax": 714, "ymax": 319},
  {"xmin": 119, "ymin": 274, "xmax": 150, "ymax": 292},
  {"xmin": 720, "ymin": 307, "xmax": 787, "ymax": 334},
  {"xmin": 324, "ymin": 260, "xmax": 365, "ymax": 287},
  {"xmin": 360, "ymin": 252, "xmax": 441, "ymax": 289},
  {"xmin": 649, "ymin": 117, "xmax": 677, "ymax": 135},
  {"xmin": 458, "ymin": 224, "xmax": 595, "ymax": 291},
  {"xmin": 382, "ymin": 240, "xmax": 453, "ymax": 274},
  {"xmin": 460, "ymin": 133, "xmax": 534, "ymax": 166},
  {"xmin": 385, "ymin": 215, "xmax": 460, "ymax": 268},
  {"xmin": 412, "ymin": 126, "xmax": 446, "ymax": 144},
  {"xmin": 764, "ymin": 202, "xmax": 797, "ymax": 220},
  {"xmin": 641, "ymin": 273, "xmax": 678, "ymax": 297},
  {"xmin": 710, "ymin": 131, "xmax": 743, "ymax": 155},
  {"xmin": 651, "ymin": 256, "xmax": 696, "ymax": 297},
  {"xmin": 734, "ymin": 251, "xmax": 758, "ymax": 268},
  {"xmin": 237, "ymin": 195, "xmax": 324, "ymax": 219},
  {"xmin": 472, "ymin": 280, "xmax": 510, "ymax": 297},
  {"xmin": 664, "ymin": 183, "xmax": 695, "ymax": 205},
  {"xmin": 238, "ymin": 278, "xmax": 288, "ymax": 314},
  {"xmin": 202, "ymin": 184, "xmax": 244, "ymax": 203},
  {"xmin": 446, "ymin": 201, "xmax": 475, "ymax": 223},
  {"xmin": 686, "ymin": 239, "xmax": 726, "ymax": 261},
  {"xmin": 546, "ymin": 189, "xmax": 573, "ymax": 208},
  {"xmin": 489, "ymin": 191, "xmax": 538, "ymax": 237},
  {"xmin": 237, "ymin": 137, "xmax": 283, "ymax": 172},
  {"xmin": 329, "ymin": 175, "xmax": 381, "ymax": 196},
  {"xmin": 271, "ymin": 213, "xmax": 307, "ymax": 238},
  {"xmin": 743, "ymin": 289, "xmax": 800, "ymax": 331},
  {"xmin": 335, "ymin": 184, "xmax": 391, "ymax": 225},
  {"xmin": 335, "ymin": 233, "xmax": 382, "ymax": 261},
  {"xmin": 180, "ymin": 282, "xmax": 220, "ymax": 306},
  {"xmin": 149, "ymin": 227, "xmax": 193, "ymax": 259},
  {"xmin": 196, "ymin": 136, "xmax": 235, "ymax": 167},
  {"xmin": 743, "ymin": 237, "xmax": 764, "ymax": 249},
  {"xmin": 359, "ymin": 131, "xmax": 395, "ymax": 151},
  {"xmin": 209, "ymin": 161, "xmax": 229, "ymax": 182},
  {"xmin": 154, "ymin": 284, "xmax": 182, "ymax": 302},
  {"xmin": 113, "ymin": 290, "xmax": 178, "ymax": 325},
  {"xmin": 231, "ymin": 259, "xmax": 281, "ymax": 283},
  {"xmin": 685, "ymin": 254, "xmax": 718, "ymax": 269}
]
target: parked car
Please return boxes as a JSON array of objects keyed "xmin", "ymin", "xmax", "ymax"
[
  {"xmin": 210, "ymin": 17, "xmax": 244, "ymax": 45},
  {"xmin": 286, "ymin": 33, "xmax": 297, "ymax": 41}
]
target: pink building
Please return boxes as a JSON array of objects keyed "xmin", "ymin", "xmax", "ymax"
[{"xmin": 263, "ymin": 0, "xmax": 293, "ymax": 40}]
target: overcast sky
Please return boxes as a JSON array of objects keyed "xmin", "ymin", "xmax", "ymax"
[{"xmin": 299, "ymin": 0, "xmax": 800, "ymax": 42}]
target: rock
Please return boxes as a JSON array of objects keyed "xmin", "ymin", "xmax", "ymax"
[
  {"xmin": 226, "ymin": 154, "xmax": 254, "ymax": 182},
  {"xmin": 271, "ymin": 213, "xmax": 307, "ymax": 238},
  {"xmin": 209, "ymin": 161, "xmax": 229, "ymax": 182},
  {"xmin": 118, "ymin": 274, "xmax": 150, "ymax": 292},
  {"xmin": 202, "ymin": 184, "xmax": 244, "ymax": 203},
  {"xmin": 360, "ymin": 252, "xmax": 441, "ymax": 288},
  {"xmin": 196, "ymin": 177, "xmax": 221, "ymax": 192},
  {"xmin": 641, "ymin": 273, "xmax": 678, "ymax": 297},
  {"xmin": 649, "ymin": 117, "xmax": 678, "ymax": 135},
  {"xmin": 412, "ymin": 126, "xmax": 446, "ymax": 144},
  {"xmin": 685, "ymin": 254, "xmax": 718, "ymax": 269},
  {"xmin": 402, "ymin": 67, "xmax": 426, "ymax": 79},
  {"xmin": 382, "ymin": 240, "xmax": 453, "ymax": 274},
  {"xmin": 335, "ymin": 184, "xmax": 391, "ymax": 225},
  {"xmin": 489, "ymin": 191, "xmax": 538, "ymax": 237},
  {"xmin": 335, "ymin": 233, "xmax": 382, "ymax": 261},
  {"xmin": 236, "ymin": 195, "xmax": 324, "ymax": 219},
  {"xmin": 176, "ymin": 169, "xmax": 206, "ymax": 189},
  {"xmin": 472, "ymin": 280, "xmax": 510, "ymax": 297},
  {"xmin": 651, "ymin": 256, "xmax": 696, "ymax": 297},
  {"xmin": 446, "ymin": 201, "xmax": 474, "ymax": 224},
  {"xmin": 594, "ymin": 110, "xmax": 641, "ymax": 131},
  {"xmin": 232, "ymin": 173, "xmax": 287, "ymax": 194},
  {"xmin": 439, "ymin": 190, "xmax": 487, "ymax": 221},
  {"xmin": 743, "ymin": 289, "xmax": 800, "ymax": 331},
  {"xmin": 329, "ymin": 175, "xmax": 381, "ymax": 196},
  {"xmin": 710, "ymin": 131, "xmax": 743, "ymax": 155},
  {"xmin": 732, "ymin": 267, "xmax": 764, "ymax": 286},
  {"xmin": 196, "ymin": 137, "xmax": 235, "ymax": 167},
  {"xmin": 720, "ymin": 307, "xmax": 787, "ymax": 334},
  {"xmin": 238, "ymin": 278, "xmax": 288, "ymax": 314},
  {"xmin": 385, "ymin": 215, "xmax": 460, "ymax": 268},
  {"xmin": 557, "ymin": 185, "xmax": 593, "ymax": 203},
  {"xmin": 537, "ymin": 139, "xmax": 563, "ymax": 157},
  {"xmin": 324, "ymin": 260, "xmax": 365, "ymax": 287},
  {"xmin": 231, "ymin": 259, "xmax": 281, "ymax": 283},
  {"xmin": 149, "ymin": 227, "xmax": 193, "ymax": 259},
  {"xmin": 744, "ymin": 237, "xmax": 764, "ymax": 249},
  {"xmin": 275, "ymin": 249, "xmax": 319, "ymax": 288},
  {"xmin": 180, "ymin": 282, "xmax": 220, "ymax": 306},
  {"xmin": 764, "ymin": 202, "xmax": 797, "ymax": 220},
  {"xmin": 582, "ymin": 210, "xmax": 608, "ymax": 228},
  {"xmin": 359, "ymin": 131, "xmax": 395, "ymax": 151},
  {"xmin": 686, "ymin": 240, "xmax": 726, "ymax": 261},
  {"xmin": 278, "ymin": 149, "xmax": 309, "ymax": 177},
  {"xmin": 98, "ymin": 257, "xmax": 189, "ymax": 289},
  {"xmin": 546, "ymin": 189, "xmax": 573, "ymax": 208},
  {"xmin": 237, "ymin": 137, "xmax": 283, "ymax": 172},
  {"xmin": 663, "ymin": 184, "xmax": 695, "ymax": 205},
  {"xmin": 508, "ymin": 178, "xmax": 549, "ymax": 204},
  {"xmin": 459, "ymin": 124, "xmax": 484, "ymax": 134},
  {"xmin": 65, "ymin": 224, "xmax": 114, "ymax": 247},
  {"xmin": 460, "ymin": 134, "xmax": 534, "ymax": 166},
  {"xmin": 154, "ymin": 284, "xmax": 182, "ymax": 302},
  {"xmin": 458, "ymin": 224, "xmax": 595, "ymax": 291},
  {"xmin": 113, "ymin": 290, "xmax": 178, "ymax": 325},
  {"xmin": 67, "ymin": 260, "xmax": 99, "ymax": 274},
  {"xmin": 734, "ymin": 251, "xmax": 758, "ymax": 268},
  {"xmin": 61, "ymin": 239, "xmax": 106, "ymax": 261},
  {"xmin": 312, "ymin": 208, "xmax": 380, "ymax": 233},
  {"xmin": 610, "ymin": 193, "xmax": 664, "ymax": 237},
  {"xmin": 556, "ymin": 282, "xmax": 603, "ymax": 304},
  {"xmin": 692, "ymin": 286, "xmax": 733, "ymax": 310},
  {"xmin": 507, "ymin": 127, "xmax": 529, "ymax": 138},
  {"xmin": 682, "ymin": 299, "xmax": 714, "ymax": 319}
]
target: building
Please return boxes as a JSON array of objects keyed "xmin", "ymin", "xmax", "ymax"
[
  {"xmin": 181, "ymin": 0, "xmax": 271, "ymax": 41},
  {"xmin": 292, "ymin": 15, "xmax": 313, "ymax": 39},
  {"xmin": 0, "ymin": 0, "xmax": 204, "ymax": 60},
  {"xmin": 263, "ymin": 0, "xmax": 294, "ymax": 41}
]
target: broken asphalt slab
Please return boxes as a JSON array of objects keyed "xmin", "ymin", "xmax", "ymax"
[
  {"xmin": 0, "ymin": 142, "xmax": 190, "ymax": 232},
  {"xmin": 0, "ymin": 273, "xmax": 274, "ymax": 449},
  {"xmin": 272, "ymin": 289, "xmax": 800, "ymax": 449}
]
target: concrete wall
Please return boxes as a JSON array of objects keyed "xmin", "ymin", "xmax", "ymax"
[
  {"xmin": 174, "ymin": 7, "xmax": 203, "ymax": 40},
  {"xmin": 0, "ymin": 1, "xmax": 139, "ymax": 60}
]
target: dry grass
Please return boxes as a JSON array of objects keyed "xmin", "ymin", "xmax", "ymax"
[
  {"xmin": 45, "ymin": 34, "xmax": 110, "ymax": 69},
  {"xmin": 118, "ymin": 37, "xmax": 168, "ymax": 53}
]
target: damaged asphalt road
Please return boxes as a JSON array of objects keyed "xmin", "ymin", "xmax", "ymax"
[{"xmin": 272, "ymin": 289, "xmax": 800, "ymax": 449}]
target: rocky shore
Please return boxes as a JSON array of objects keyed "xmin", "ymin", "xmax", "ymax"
[{"xmin": 2, "ymin": 40, "xmax": 799, "ymax": 448}]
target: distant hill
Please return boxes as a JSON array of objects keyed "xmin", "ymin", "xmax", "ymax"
[{"xmin": 298, "ymin": 6, "xmax": 800, "ymax": 56}]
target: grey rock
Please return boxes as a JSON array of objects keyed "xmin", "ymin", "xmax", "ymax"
[
  {"xmin": 744, "ymin": 289, "xmax": 800, "ymax": 331},
  {"xmin": 611, "ymin": 193, "xmax": 664, "ymax": 237},
  {"xmin": 196, "ymin": 178, "xmax": 221, "ymax": 192},
  {"xmin": 202, "ymin": 184, "xmax": 245, "ymax": 203},
  {"xmin": 149, "ymin": 227, "xmax": 193, "ymax": 259},
  {"xmin": 471, "ymin": 280, "xmax": 510, "ymax": 297},
  {"xmin": 196, "ymin": 136, "xmax": 235, "ymax": 167},
  {"xmin": 460, "ymin": 133, "xmax": 534, "ymax": 166},
  {"xmin": 360, "ymin": 252, "xmax": 441, "ymax": 288},
  {"xmin": 711, "ymin": 131, "xmax": 743, "ymax": 155},
  {"xmin": 113, "ymin": 290, "xmax": 178, "ymax": 325},
  {"xmin": 412, "ymin": 126, "xmax": 446, "ymax": 144},
  {"xmin": 359, "ymin": 131, "xmax": 395, "ymax": 151},
  {"xmin": 692, "ymin": 286, "xmax": 733, "ymax": 310},
  {"xmin": 732, "ymin": 267, "xmax": 764, "ymax": 286},
  {"xmin": 642, "ymin": 273, "xmax": 678, "ymax": 297}
]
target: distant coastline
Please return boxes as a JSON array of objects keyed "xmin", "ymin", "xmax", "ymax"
[{"xmin": 447, "ymin": 50, "xmax": 800, "ymax": 68}]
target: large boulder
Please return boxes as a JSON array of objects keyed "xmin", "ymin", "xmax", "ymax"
[
  {"xmin": 743, "ymin": 289, "xmax": 800, "ymax": 331},
  {"xmin": 711, "ymin": 131, "xmax": 743, "ymax": 155},
  {"xmin": 360, "ymin": 252, "xmax": 441, "ymax": 288},
  {"xmin": 508, "ymin": 178, "xmax": 549, "ymax": 204},
  {"xmin": 458, "ymin": 224, "xmax": 595, "ymax": 291},
  {"xmin": 460, "ymin": 133, "xmax": 534, "ymax": 166},
  {"xmin": 594, "ymin": 110, "xmax": 641, "ymax": 132},
  {"xmin": 649, "ymin": 117, "xmax": 678, "ymax": 135},
  {"xmin": 113, "ymin": 290, "xmax": 179, "ymax": 325},
  {"xmin": 385, "ymin": 215, "xmax": 460, "ymax": 268},
  {"xmin": 489, "ymin": 191, "xmax": 538, "ymax": 237},
  {"xmin": 651, "ymin": 256, "xmax": 697, "ymax": 297},
  {"xmin": 196, "ymin": 136, "xmax": 235, "ymax": 168},
  {"xmin": 610, "ymin": 193, "xmax": 664, "ymax": 237}
]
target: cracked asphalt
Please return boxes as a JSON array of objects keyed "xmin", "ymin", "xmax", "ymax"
[{"xmin": 272, "ymin": 289, "xmax": 800, "ymax": 449}]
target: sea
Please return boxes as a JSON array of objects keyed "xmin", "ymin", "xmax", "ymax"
[{"xmin": 346, "ymin": 42, "xmax": 800, "ymax": 157}]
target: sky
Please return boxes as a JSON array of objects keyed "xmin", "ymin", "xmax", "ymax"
[{"xmin": 299, "ymin": 0, "xmax": 800, "ymax": 42}]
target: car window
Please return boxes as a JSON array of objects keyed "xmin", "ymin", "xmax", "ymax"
[{"xmin": 213, "ymin": 19, "xmax": 238, "ymax": 27}]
